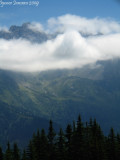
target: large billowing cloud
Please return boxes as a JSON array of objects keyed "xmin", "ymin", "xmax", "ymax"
[
  {"xmin": 47, "ymin": 14, "xmax": 120, "ymax": 34},
  {"xmin": 0, "ymin": 14, "xmax": 120, "ymax": 72}
]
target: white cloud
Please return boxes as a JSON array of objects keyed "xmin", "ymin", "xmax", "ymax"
[
  {"xmin": 27, "ymin": 22, "xmax": 44, "ymax": 32},
  {"xmin": 47, "ymin": 14, "xmax": 120, "ymax": 35},
  {"xmin": 0, "ymin": 26, "xmax": 9, "ymax": 32},
  {"xmin": 0, "ymin": 14, "xmax": 120, "ymax": 72}
]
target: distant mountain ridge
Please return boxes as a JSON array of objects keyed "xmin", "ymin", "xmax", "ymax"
[
  {"xmin": 0, "ymin": 22, "xmax": 102, "ymax": 43},
  {"xmin": 0, "ymin": 23, "xmax": 50, "ymax": 43}
]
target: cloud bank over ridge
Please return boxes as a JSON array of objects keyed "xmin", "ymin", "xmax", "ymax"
[{"xmin": 0, "ymin": 14, "xmax": 120, "ymax": 72}]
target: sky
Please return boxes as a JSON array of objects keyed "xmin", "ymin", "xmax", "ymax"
[
  {"xmin": 0, "ymin": 0, "xmax": 120, "ymax": 72},
  {"xmin": 0, "ymin": 0, "xmax": 120, "ymax": 27}
]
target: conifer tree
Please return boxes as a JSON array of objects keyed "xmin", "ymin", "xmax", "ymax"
[
  {"xmin": 107, "ymin": 128, "xmax": 117, "ymax": 160},
  {"xmin": 32, "ymin": 130, "xmax": 41, "ymax": 160},
  {"xmin": 83, "ymin": 122, "xmax": 91, "ymax": 160},
  {"xmin": 2, "ymin": 115, "xmax": 120, "ymax": 160},
  {"xmin": 26, "ymin": 140, "xmax": 34, "ymax": 160},
  {"xmin": 56, "ymin": 128, "xmax": 66, "ymax": 160},
  {"xmin": 48, "ymin": 120, "xmax": 56, "ymax": 145},
  {"xmin": 21, "ymin": 149, "xmax": 27, "ymax": 160},
  {"xmin": 0, "ymin": 147, "xmax": 3, "ymax": 160},
  {"xmin": 65, "ymin": 124, "xmax": 72, "ymax": 160},
  {"xmin": 4, "ymin": 142, "xmax": 12, "ymax": 160},
  {"xmin": 116, "ymin": 134, "xmax": 120, "ymax": 160},
  {"xmin": 12, "ymin": 143, "xmax": 20, "ymax": 160},
  {"xmin": 89, "ymin": 119, "xmax": 105, "ymax": 160},
  {"xmin": 47, "ymin": 120, "xmax": 56, "ymax": 160},
  {"xmin": 66, "ymin": 124, "xmax": 72, "ymax": 146},
  {"xmin": 70, "ymin": 115, "xmax": 84, "ymax": 160},
  {"xmin": 39, "ymin": 129, "xmax": 48, "ymax": 160}
]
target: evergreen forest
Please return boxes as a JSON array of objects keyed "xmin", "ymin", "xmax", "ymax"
[{"xmin": 1, "ymin": 115, "xmax": 120, "ymax": 160}]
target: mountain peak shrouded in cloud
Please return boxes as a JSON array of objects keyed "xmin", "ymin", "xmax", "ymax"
[
  {"xmin": 0, "ymin": 14, "xmax": 120, "ymax": 72},
  {"xmin": 0, "ymin": 22, "xmax": 49, "ymax": 43}
]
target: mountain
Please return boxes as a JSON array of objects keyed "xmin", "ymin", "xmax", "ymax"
[
  {"xmin": 0, "ymin": 23, "xmax": 98, "ymax": 43},
  {"xmin": 0, "ymin": 23, "xmax": 50, "ymax": 43},
  {"xmin": 0, "ymin": 59, "xmax": 120, "ymax": 149},
  {"xmin": 0, "ymin": 23, "xmax": 120, "ymax": 149},
  {"xmin": 0, "ymin": 100, "xmax": 51, "ymax": 150},
  {"xmin": 0, "ymin": 70, "xmax": 60, "ymax": 149}
]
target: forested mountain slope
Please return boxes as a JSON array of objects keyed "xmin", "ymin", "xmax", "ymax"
[{"xmin": 0, "ymin": 59, "xmax": 120, "ymax": 148}]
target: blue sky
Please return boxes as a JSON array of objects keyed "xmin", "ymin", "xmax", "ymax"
[{"xmin": 0, "ymin": 0, "xmax": 120, "ymax": 27}]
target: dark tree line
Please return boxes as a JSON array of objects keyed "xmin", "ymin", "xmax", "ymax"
[{"xmin": 1, "ymin": 115, "xmax": 120, "ymax": 160}]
